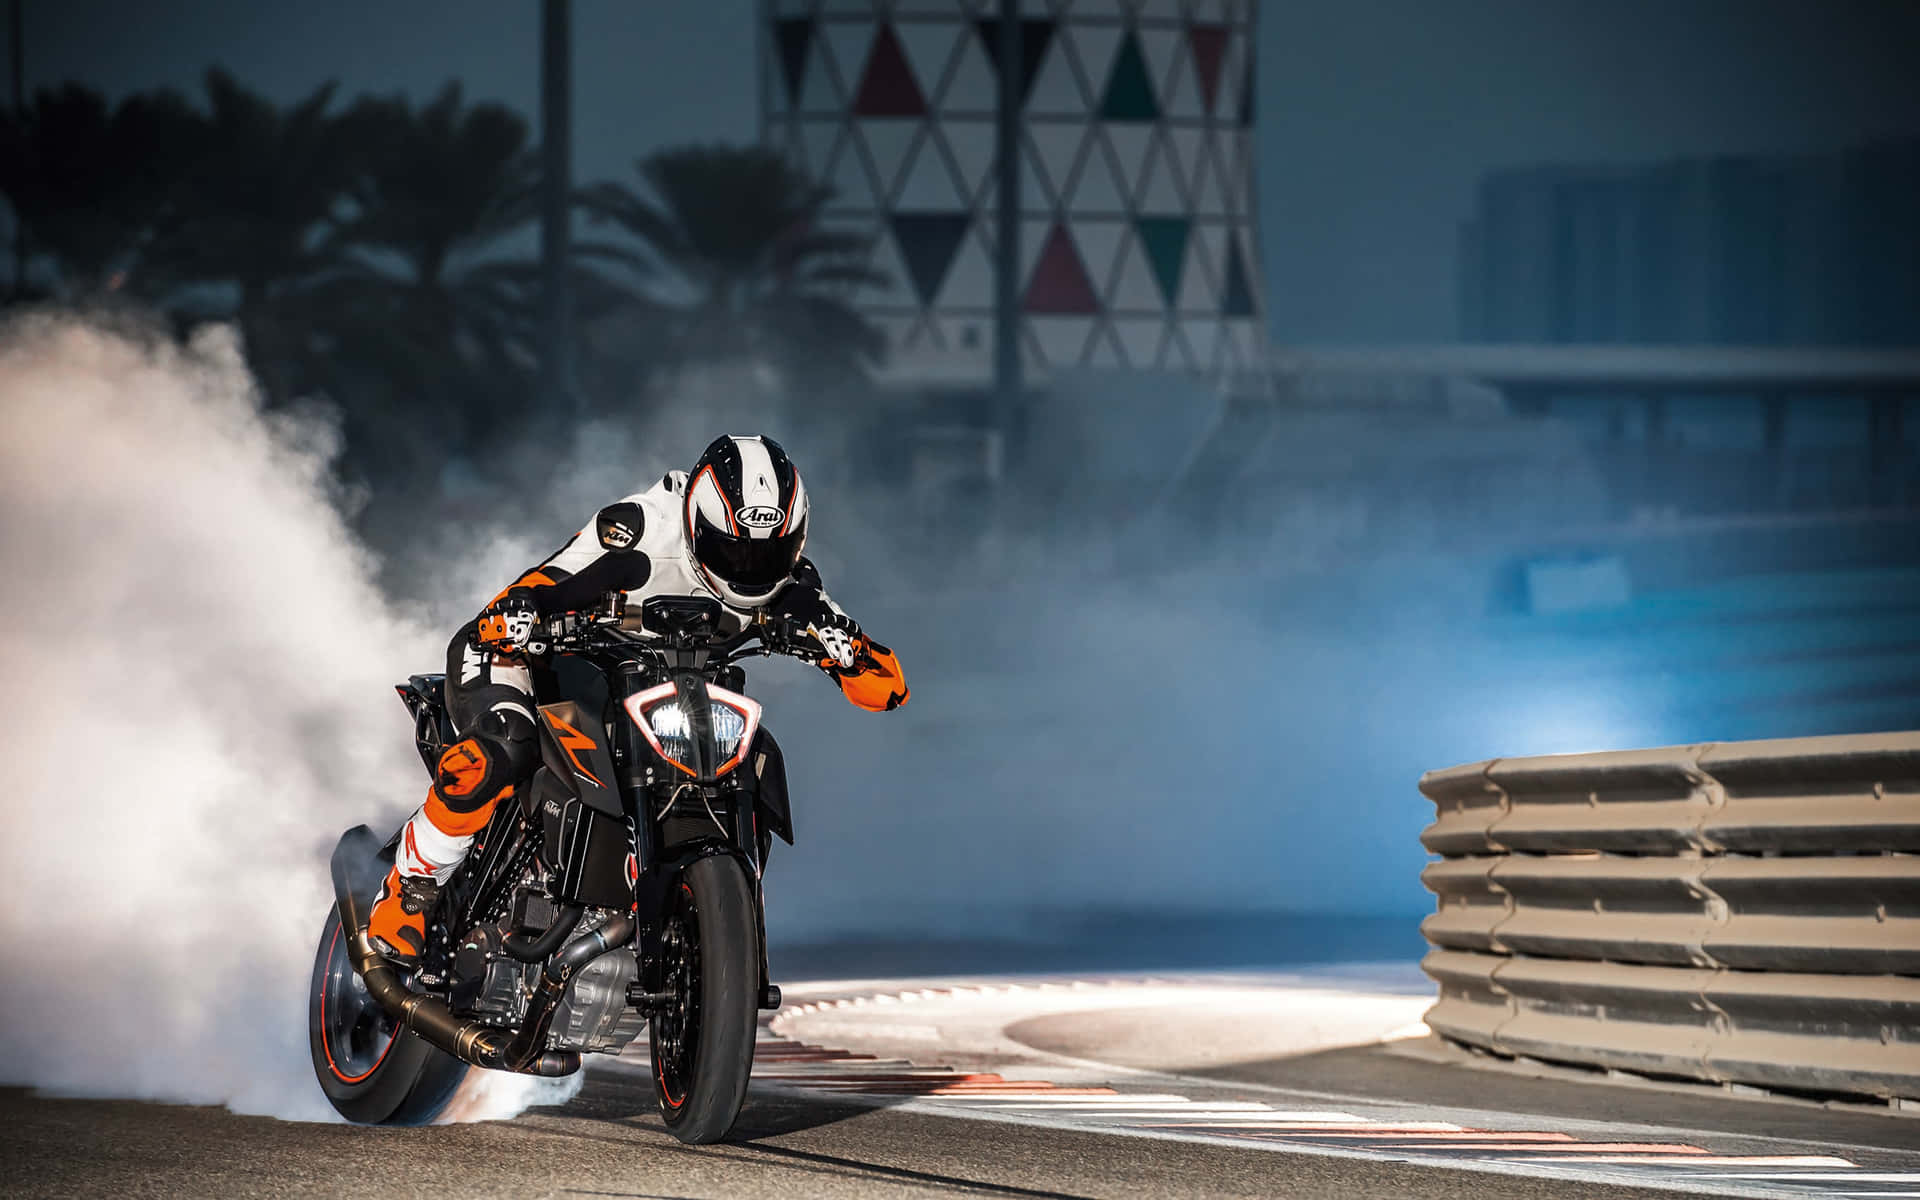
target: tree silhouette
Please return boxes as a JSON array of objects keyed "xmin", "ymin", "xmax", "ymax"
[
  {"xmin": 0, "ymin": 83, "xmax": 202, "ymax": 297},
  {"xmin": 578, "ymin": 144, "xmax": 889, "ymax": 393}
]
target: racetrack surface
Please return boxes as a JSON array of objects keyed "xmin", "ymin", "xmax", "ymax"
[{"xmin": 7, "ymin": 969, "xmax": 1915, "ymax": 1199}]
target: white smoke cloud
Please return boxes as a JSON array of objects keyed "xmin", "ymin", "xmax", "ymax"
[{"xmin": 0, "ymin": 311, "xmax": 574, "ymax": 1122}]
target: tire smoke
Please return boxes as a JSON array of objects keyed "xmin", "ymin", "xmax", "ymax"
[{"xmin": 0, "ymin": 312, "xmax": 575, "ymax": 1122}]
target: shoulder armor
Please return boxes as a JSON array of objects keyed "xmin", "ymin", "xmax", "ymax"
[
  {"xmin": 791, "ymin": 556, "xmax": 823, "ymax": 589},
  {"xmin": 595, "ymin": 501, "xmax": 645, "ymax": 551}
]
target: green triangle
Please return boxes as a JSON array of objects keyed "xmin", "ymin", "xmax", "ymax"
[
  {"xmin": 1135, "ymin": 217, "xmax": 1188, "ymax": 307},
  {"xmin": 1100, "ymin": 32, "xmax": 1159, "ymax": 122}
]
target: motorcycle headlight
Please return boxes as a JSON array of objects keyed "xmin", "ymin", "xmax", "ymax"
[{"xmin": 622, "ymin": 682, "xmax": 761, "ymax": 778}]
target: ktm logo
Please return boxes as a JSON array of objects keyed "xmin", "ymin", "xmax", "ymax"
[
  {"xmin": 736, "ymin": 504, "xmax": 783, "ymax": 529},
  {"xmin": 600, "ymin": 521, "xmax": 635, "ymax": 549}
]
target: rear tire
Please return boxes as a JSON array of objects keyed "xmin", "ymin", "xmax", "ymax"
[
  {"xmin": 649, "ymin": 853, "xmax": 759, "ymax": 1144},
  {"xmin": 308, "ymin": 907, "xmax": 470, "ymax": 1125}
]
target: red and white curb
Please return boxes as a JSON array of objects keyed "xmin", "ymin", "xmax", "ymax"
[{"xmin": 751, "ymin": 979, "xmax": 1920, "ymax": 1199}]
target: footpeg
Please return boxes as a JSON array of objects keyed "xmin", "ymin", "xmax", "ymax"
[{"xmin": 760, "ymin": 984, "xmax": 782, "ymax": 1010}]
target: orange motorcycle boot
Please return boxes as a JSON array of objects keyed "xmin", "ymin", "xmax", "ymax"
[{"xmin": 365, "ymin": 866, "xmax": 440, "ymax": 966}]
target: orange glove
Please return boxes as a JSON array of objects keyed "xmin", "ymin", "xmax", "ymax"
[{"xmin": 476, "ymin": 594, "xmax": 540, "ymax": 655}]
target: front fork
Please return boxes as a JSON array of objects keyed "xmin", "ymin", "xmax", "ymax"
[{"xmin": 628, "ymin": 839, "xmax": 779, "ymax": 1012}]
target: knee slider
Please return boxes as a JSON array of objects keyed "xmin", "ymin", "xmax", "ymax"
[
  {"xmin": 475, "ymin": 706, "xmax": 540, "ymax": 777},
  {"xmin": 432, "ymin": 709, "xmax": 538, "ymax": 812}
]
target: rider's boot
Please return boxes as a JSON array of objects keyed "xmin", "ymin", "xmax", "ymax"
[
  {"xmin": 364, "ymin": 734, "xmax": 515, "ymax": 965},
  {"xmin": 366, "ymin": 865, "xmax": 439, "ymax": 965}
]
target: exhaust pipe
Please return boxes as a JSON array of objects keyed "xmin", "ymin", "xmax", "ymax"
[{"xmin": 330, "ymin": 827, "xmax": 632, "ymax": 1077}]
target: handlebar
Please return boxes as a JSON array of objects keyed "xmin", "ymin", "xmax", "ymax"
[{"xmin": 535, "ymin": 601, "xmax": 824, "ymax": 668}]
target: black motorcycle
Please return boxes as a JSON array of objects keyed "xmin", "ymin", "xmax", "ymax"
[{"xmin": 309, "ymin": 595, "xmax": 817, "ymax": 1142}]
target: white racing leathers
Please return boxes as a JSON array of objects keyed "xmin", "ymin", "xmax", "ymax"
[{"xmin": 390, "ymin": 471, "xmax": 859, "ymax": 885}]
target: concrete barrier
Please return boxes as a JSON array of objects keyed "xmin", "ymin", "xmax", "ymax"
[{"xmin": 1418, "ymin": 731, "xmax": 1920, "ymax": 1103}]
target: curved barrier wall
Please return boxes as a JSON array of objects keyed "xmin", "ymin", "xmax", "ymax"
[{"xmin": 1418, "ymin": 732, "xmax": 1920, "ymax": 1103}]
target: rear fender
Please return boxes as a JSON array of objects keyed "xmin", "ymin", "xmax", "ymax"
[{"xmin": 394, "ymin": 674, "xmax": 453, "ymax": 773}]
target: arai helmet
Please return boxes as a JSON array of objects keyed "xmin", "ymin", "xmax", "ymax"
[{"xmin": 684, "ymin": 434, "xmax": 809, "ymax": 607}]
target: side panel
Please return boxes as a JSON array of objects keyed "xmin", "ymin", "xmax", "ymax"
[
  {"xmin": 553, "ymin": 801, "xmax": 633, "ymax": 909},
  {"xmin": 747, "ymin": 727, "xmax": 794, "ymax": 846},
  {"xmin": 536, "ymin": 701, "xmax": 624, "ymax": 819}
]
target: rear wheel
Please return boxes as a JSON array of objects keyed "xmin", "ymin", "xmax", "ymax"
[
  {"xmin": 308, "ymin": 907, "xmax": 469, "ymax": 1125},
  {"xmin": 649, "ymin": 853, "xmax": 759, "ymax": 1144}
]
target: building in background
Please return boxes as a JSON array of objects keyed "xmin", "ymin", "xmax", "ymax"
[
  {"xmin": 1458, "ymin": 138, "xmax": 1920, "ymax": 347},
  {"xmin": 758, "ymin": 0, "xmax": 1265, "ymax": 377}
]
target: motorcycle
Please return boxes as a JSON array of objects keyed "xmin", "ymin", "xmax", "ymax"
[{"xmin": 309, "ymin": 594, "xmax": 820, "ymax": 1142}]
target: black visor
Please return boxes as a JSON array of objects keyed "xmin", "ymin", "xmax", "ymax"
[{"xmin": 692, "ymin": 513, "xmax": 805, "ymax": 596}]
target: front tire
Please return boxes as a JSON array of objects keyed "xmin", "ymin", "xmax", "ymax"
[
  {"xmin": 649, "ymin": 853, "xmax": 760, "ymax": 1144},
  {"xmin": 308, "ymin": 907, "xmax": 469, "ymax": 1125}
]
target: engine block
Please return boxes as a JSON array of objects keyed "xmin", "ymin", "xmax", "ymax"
[{"xmin": 549, "ymin": 910, "xmax": 648, "ymax": 1053}]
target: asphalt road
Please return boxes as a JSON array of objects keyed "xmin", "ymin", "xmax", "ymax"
[
  {"xmin": 1, "ymin": 1074, "xmax": 1687, "ymax": 1200},
  {"xmin": 5, "ymin": 971, "xmax": 1914, "ymax": 1199}
]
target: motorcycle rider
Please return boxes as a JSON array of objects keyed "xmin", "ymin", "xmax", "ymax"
[{"xmin": 366, "ymin": 434, "xmax": 909, "ymax": 965}]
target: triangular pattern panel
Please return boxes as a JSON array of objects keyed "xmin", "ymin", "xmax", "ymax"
[
  {"xmin": 1104, "ymin": 124, "xmax": 1154, "ymax": 199},
  {"xmin": 859, "ymin": 118, "xmax": 922, "ymax": 201},
  {"xmin": 895, "ymin": 134, "xmax": 968, "ymax": 211},
  {"xmin": 865, "ymin": 224, "xmax": 916, "ymax": 307},
  {"xmin": 1136, "ymin": 134, "xmax": 1187, "ymax": 214},
  {"xmin": 1181, "ymin": 316, "xmax": 1220, "ymax": 370},
  {"xmin": 1071, "ymin": 217, "xmax": 1128, "ymax": 302},
  {"xmin": 891, "ymin": 212, "xmax": 974, "ymax": 305},
  {"xmin": 825, "ymin": 129, "xmax": 880, "ymax": 212},
  {"xmin": 1019, "ymin": 128, "xmax": 1059, "ymax": 212},
  {"xmin": 1024, "ymin": 223, "xmax": 1099, "ymax": 314},
  {"xmin": 1136, "ymin": 26, "xmax": 1182, "ymax": 100},
  {"xmin": 1068, "ymin": 129, "xmax": 1128, "ymax": 215},
  {"xmin": 1108, "ymin": 226, "xmax": 1163, "ymax": 312},
  {"xmin": 1029, "ymin": 316, "xmax": 1095, "ymax": 367},
  {"xmin": 936, "ymin": 224, "xmax": 997, "ymax": 308},
  {"xmin": 1178, "ymin": 220, "xmax": 1220, "ymax": 312},
  {"xmin": 854, "ymin": 24, "xmax": 929, "ymax": 116},
  {"xmin": 1190, "ymin": 24, "xmax": 1228, "ymax": 114},
  {"xmin": 1160, "ymin": 35, "xmax": 1202, "ymax": 118},
  {"xmin": 1025, "ymin": 23, "xmax": 1086, "ymax": 116},
  {"xmin": 1027, "ymin": 121, "xmax": 1087, "ymax": 206},
  {"xmin": 1161, "ymin": 322, "xmax": 1196, "ymax": 371},
  {"xmin": 894, "ymin": 20, "xmax": 961, "ymax": 100},
  {"xmin": 937, "ymin": 117, "xmax": 998, "ymax": 206},
  {"xmin": 819, "ymin": 21, "xmax": 874, "ymax": 100},
  {"xmin": 939, "ymin": 25, "xmax": 997, "ymax": 112},
  {"xmin": 1110, "ymin": 315, "xmax": 1165, "ymax": 368},
  {"xmin": 1085, "ymin": 324, "xmax": 1124, "ymax": 368},
  {"xmin": 1063, "ymin": 21, "xmax": 1123, "ymax": 101},
  {"xmin": 800, "ymin": 119, "xmax": 841, "ymax": 180},
  {"xmin": 799, "ymin": 35, "xmax": 843, "ymax": 112}
]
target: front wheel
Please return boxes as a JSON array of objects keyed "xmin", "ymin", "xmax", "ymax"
[
  {"xmin": 308, "ymin": 907, "xmax": 469, "ymax": 1124},
  {"xmin": 649, "ymin": 853, "xmax": 760, "ymax": 1144}
]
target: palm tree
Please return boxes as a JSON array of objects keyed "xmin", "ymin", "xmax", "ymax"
[
  {"xmin": 0, "ymin": 83, "xmax": 202, "ymax": 297},
  {"xmin": 330, "ymin": 82, "xmax": 649, "ymax": 469},
  {"xmin": 322, "ymin": 83, "xmax": 545, "ymax": 459},
  {"xmin": 577, "ymin": 144, "xmax": 888, "ymax": 392},
  {"xmin": 135, "ymin": 68, "xmax": 363, "ymax": 403}
]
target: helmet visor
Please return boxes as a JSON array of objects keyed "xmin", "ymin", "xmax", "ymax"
[{"xmin": 692, "ymin": 515, "xmax": 805, "ymax": 598}]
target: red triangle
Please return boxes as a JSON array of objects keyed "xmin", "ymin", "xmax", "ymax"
[
  {"xmin": 1189, "ymin": 25, "xmax": 1228, "ymax": 114},
  {"xmin": 854, "ymin": 24, "xmax": 928, "ymax": 118},
  {"xmin": 1024, "ymin": 224, "xmax": 1099, "ymax": 315}
]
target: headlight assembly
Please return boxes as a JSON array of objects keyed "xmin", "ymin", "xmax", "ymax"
[{"xmin": 622, "ymin": 682, "xmax": 761, "ymax": 778}]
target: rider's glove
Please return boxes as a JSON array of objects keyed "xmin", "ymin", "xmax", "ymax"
[
  {"xmin": 810, "ymin": 612, "xmax": 862, "ymax": 672},
  {"xmin": 768, "ymin": 586, "xmax": 862, "ymax": 670},
  {"xmin": 477, "ymin": 594, "xmax": 542, "ymax": 655}
]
